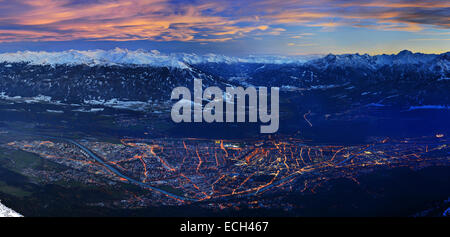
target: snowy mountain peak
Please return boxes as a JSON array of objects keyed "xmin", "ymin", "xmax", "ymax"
[
  {"xmin": 179, "ymin": 53, "xmax": 319, "ymax": 65},
  {"xmin": 0, "ymin": 48, "xmax": 190, "ymax": 69},
  {"xmin": 309, "ymin": 50, "xmax": 448, "ymax": 69},
  {"xmin": 398, "ymin": 49, "xmax": 413, "ymax": 56},
  {"xmin": 0, "ymin": 48, "xmax": 447, "ymax": 69},
  {"xmin": 0, "ymin": 48, "xmax": 320, "ymax": 67}
]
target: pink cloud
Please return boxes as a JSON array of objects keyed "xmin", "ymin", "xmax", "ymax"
[{"xmin": 0, "ymin": 0, "xmax": 447, "ymax": 43}]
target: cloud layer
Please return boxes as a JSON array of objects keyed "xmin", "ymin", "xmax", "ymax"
[{"xmin": 0, "ymin": 0, "xmax": 448, "ymax": 43}]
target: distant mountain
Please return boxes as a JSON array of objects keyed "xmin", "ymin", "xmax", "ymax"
[
  {"xmin": 308, "ymin": 50, "xmax": 443, "ymax": 69},
  {"xmin": 0, "ymin": 61, "xmax": 233, "ymax": 107},
  {"xmin": 179, "ymin": 53, "xmax": 319, "ymax": 65},
  {"xmin": 0, "ymin": 48, "xmax": 189, "ymax": 68},
  {"xmin": 0, "ymin": 49, "xmax": 448, "ymax": 112},
  {"xmin": 0, "ymin": 48, "xmax": 318, "ymax": 67},
  {"xmin": 235, "ymin": 50, "xmax": 450, "ymax": 109}
]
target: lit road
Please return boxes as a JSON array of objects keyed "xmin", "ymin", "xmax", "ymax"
[{"xmin": 61, "ymin": 138, "xmax": 198, "ymax": 202}]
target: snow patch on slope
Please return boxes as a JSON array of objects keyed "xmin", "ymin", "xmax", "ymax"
[
  {"xmin": 0, "ymin": 201, "xmax": 22, "ymax": 217},
  {"xmin": 84, "ymin": 98, "xmax": 151, "ymax": 111},
  {"xmin": 408, "ymin": 105, "xmax": 450, "ymax": 110}
]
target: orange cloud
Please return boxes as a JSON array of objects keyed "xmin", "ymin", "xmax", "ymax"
[
  {"xmin": 0, "ymin": 0, "xmax": 448, "ymax": 43},
  {"xmin": 337, "ymin": 1, "xmax": 450, "ymax": 8},
  {"xmin": 0, "ymin": 0, "xmax": 261, "ymax": 42}
]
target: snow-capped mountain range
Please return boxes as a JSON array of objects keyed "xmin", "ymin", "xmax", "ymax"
[
  {"xmin": 0, "ymin": 48, "xmax": 318, "ymax": 68},
  {"xmin": 0, "ymin": 48, "xmax": 448, "ymax": 112},
  {"xmin": 0, "ymin": 48, "xmax": 190, "ymax": 68},
  {"xmin": 0, "ymin": 48, "xmax": 447, "ymax": 69},
  {"xmin": 179, "ymin": 53, "xmax": 320, "ymax": 65},
  {"xmin": 308, "ymin": 50, "xmax": 449, "ymax": 71},
  {"xmin": 0, "ymin": 201, "xmax": 22, "ymax": 217}
]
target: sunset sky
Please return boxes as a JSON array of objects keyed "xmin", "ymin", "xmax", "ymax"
[{"xmin": 0, "ymin": 0, "xmax": 448, "ymax": 55}]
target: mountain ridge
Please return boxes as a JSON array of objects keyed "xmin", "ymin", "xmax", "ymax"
[
  {"xmin": 1, "ymin": 48, "xmax": 447, "ymax": 68},
  {"xmin": 0, "ymin": 49, "xmax": 448, "ymax": 112}
]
